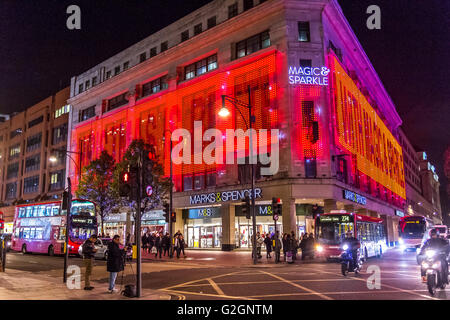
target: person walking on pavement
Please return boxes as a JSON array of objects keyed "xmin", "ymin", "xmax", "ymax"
[
  {"xmin": 282, "ymin": 233, "xmax": 288, "ymax": 261},
  {"xmin": 290, "ymin": 231, "xmax": 298, "ymax": 261},
  {"xmin": 300, "ymin": 233, "xmax": 308, "ymax": 260},
  {"xmin": 107, "ymin": 235, "xmax": 126, "ymax": 293},
  {"xmin": 141, "ymin": 232, "xmax": 149, "ymax": 254},
  {"xmin": 154, "ymin": 233, "xmax": 163, "ymax": 259},
  {"xmin": 273, "ymin": 231, "xmax": 282, "ymax": 263},
  {"xmin": 81, "ymin": 234, "xmax": 97, "ymax": 290},
  {"xmin": 175, "ymin": 235, "xmax": 186, "ymax": 258},
  {"xmin": 252, "ymin": 232, "xmax": 264, "ymax": 259},
  {"xmin": 264, "ymin": 233, "xmax": 272, "ymax": 258},
  {"xmin": 306, "ymin": 233, "xmax": 316, "ymax": 259},
  {"xmin": 162, "ymin": 233, "xmax": 170, "ymax": 257}
]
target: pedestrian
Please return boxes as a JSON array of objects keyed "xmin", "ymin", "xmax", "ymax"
[
  {"xmin": 285, "ymin": 234, "xmax": 293, "ymax": 263},
  {"xmin": 273, "ymin": 231, "xmax": 282, "ymax": 263},
  {"xmin": 290, "ymin": 231, "xmax": 298, "ymax": 260},
  {"xmin": 252, "ymin": 232, "xmax": 263, "ymax": 259},
  {"xmin": 141, "ymin": 232, "xmax": 149, "ymax": 254},
  {"xmin": 306, "ymin": 233, "xmax": 315, "ymax": 259},
  {"xmin": 126, "ymin": 232, "xmax": 131, "ymax": 246},
  {"xmin": 174, "ymin": 230, "xmax": 182, "ymax": 238},
  {"xmin": 264, "ymin": 233, "xmax": 272, "ymax": 258},
  {"xmin": 107, "ymin": 235, "xmax": 126, "ymax": 293},
  {"xmin": 300, "ymin": 233, "xmax": 308, "ymax": 260},
  {"xmin": 282, "ymin": 233, "xmax": 288, "ymax": 261},
  {"xmin": 148, "ymin": 232, "xmax": 155, "ymax": 254},
  {"xmin": 163, "ymin": 232, "xmax": 170, "ymax": 257},
  {"xmin": 81, "ymin": 234, "xmax": 97, "ymax": 290},
  {"xmin": 176, "ymin": 235, "xmax": 186, "ymax": 258},
  {"xmin": 155, "ymin": 233, "xmax": 163, "ymax": 259}
]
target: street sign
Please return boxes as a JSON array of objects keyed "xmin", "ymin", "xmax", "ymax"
[
  {"xmin": 146, "ymin": 185, "xmax": 153, "ymax": 197},
  {"xmin": 273, "ymin": 214, "xmax": 279, "ymax": 221}
]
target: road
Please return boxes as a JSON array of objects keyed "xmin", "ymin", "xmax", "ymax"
[{"xmin": 3, "ymin": 248, "xmax": 449, "ymax": 300}]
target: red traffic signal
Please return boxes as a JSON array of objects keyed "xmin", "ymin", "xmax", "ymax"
[
  {"xmin": 170, "ymin": 211, "xmax": 176, "ymax": 223},
  {"xmin": 122, "ymin": 172, "xmax": 130, "ymax": 182}
]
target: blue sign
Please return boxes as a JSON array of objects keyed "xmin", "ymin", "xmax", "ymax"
[
  {"xmin": 343, "ymin": 189, "xmax": 367, "ymax": 205},
  {"xmin": 187, "ymin": 207, "xmax": 221, "ymax": 219},
  {"xmin": 395, "ymin": 210, "xmax": 405, "ymax": 217}
]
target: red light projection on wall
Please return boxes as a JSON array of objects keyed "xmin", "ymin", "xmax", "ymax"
[
  {"xmin": 71, "ymin": 52, "xmax": 278, "ymax": 191},
  {"xmin": 330, "ymin": 56, "xmax": 405, "ymax": 201}
]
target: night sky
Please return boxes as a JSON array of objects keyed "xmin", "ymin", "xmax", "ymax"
[{"xmin": 0, "ymin": 1, "xmax": 448, "ymax": 220}]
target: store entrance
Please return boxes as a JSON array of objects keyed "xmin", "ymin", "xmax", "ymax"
[{"xmin": 187, "ymin": 226, "xmax": 221, "ymax": 248}]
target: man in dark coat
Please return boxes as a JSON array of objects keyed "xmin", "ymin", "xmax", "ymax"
[
  {"xmin": 264, "ymin": 233, "xmax": 272, "ymax": 258},
  {"xmin": 163, "ymin": 233, "xmax": 170, "ymax": 257},
  {"xmin": 154, "ymin": 233, "xmax": 163, "ymax": 259},
  {"xmin": 81, "ymin": 234, "xmax": 97, "ymax": 290},
  {"xmin": 107, "ymin": 235, "xmax": 126, "ymax": 293}
]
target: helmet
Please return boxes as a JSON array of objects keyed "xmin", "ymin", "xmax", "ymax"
[{"xmin": 430, "ymin": 229, "xmax": 438, "ymax": 237}]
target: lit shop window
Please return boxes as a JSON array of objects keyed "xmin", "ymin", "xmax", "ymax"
[
  {"xmin": 184, "ymin": 54, "xmax": 217, "ymax": 80},
  {"xmin": 236, "ymin": 31, "xmax": 270, "ymax": 58},
  {"xmin": 9, "ymin": 144, "xmax": 20, "ymax": 160},
  {"xmin": 55, "ymin": 104, "xmax": 71, "ymax": 119}
]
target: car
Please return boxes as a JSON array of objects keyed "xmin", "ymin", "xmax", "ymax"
[
  {"xmin": 1, "ymin": 234, "xmax": 12, "ymax": 252},
  {"xmin": 78, "ymin": 238, "xmax": 109, "ymax": 260}
]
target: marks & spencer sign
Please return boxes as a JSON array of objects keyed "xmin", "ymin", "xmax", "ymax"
[{"xmin": 189, "ymin": 188, "xmax": 262, "ymax": 205}]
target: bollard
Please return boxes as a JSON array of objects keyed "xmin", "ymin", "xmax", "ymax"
[{"xmin": 0, "ymin": 239, "xmax": 5, "ymax": 272}]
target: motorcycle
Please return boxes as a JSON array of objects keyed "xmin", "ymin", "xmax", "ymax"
[
  {"xmin": 421, "ymin": 249, "xmax": 448, "ymax": 296},
  {"xmin": 340, "ymin": 244, "xmax": 362, "ymax": 276}
]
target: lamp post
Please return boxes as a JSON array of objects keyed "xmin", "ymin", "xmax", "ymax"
[
  {"xmin": 49, "ymin": 148, "xmax": 81, "ymax": 283},
  {"xmin": 162, "ymin": 129, "xmax": 174, "ymax": 257},
  {"xmin": 219, "ymin": 85, "xmax": 258, "ymax": 265}
]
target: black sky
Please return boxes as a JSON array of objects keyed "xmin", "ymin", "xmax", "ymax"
[{"xmin": 0, "ymin": 0, "xmax": 449, "ymax": 220}]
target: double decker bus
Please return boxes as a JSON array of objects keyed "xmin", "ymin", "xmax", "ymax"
[
  {"xmin": 315, "ymin": 210, "xmax": 386, "ymax": 260},
  {"xmin": 398, "ymin": 215, "xmax": 433, "ymax": 251},
  {"xmin": 11, "ymin": 199, "xmax": 97, "ymax": 256}
]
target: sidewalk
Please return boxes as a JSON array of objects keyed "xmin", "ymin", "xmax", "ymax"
[{"xmin": 0, "ymin": 268, "xmax": 171, "ymax": 300}]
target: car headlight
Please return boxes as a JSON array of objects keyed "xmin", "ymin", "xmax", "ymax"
[
  {"xmin": 316, "ymin": 245, "xmax": 323, "ymax": 252},
  {"xmin": 426, "ymin": 250, "xmax": 436, "ymax": 258},
  {"xmin": 342, "ymin": 244, "xmax": 349, "ymax": 250},
  {"xmin": 399, "ymin": 238, "xmax": 404, "ymax": 245}
]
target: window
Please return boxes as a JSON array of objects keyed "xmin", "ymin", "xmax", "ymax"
[
  {"xmin": 194, "ymin": 23, "xmax": 202, "ymax": 36},
  {"xmin": 142, "ymin": 76, "xmax": 169, "ymax": 97},
  {"xmin": 25, "ymin": 154, "xmax": 40, "ymax": 173},
  {"xmin": 150, "ymin": 47, "xmax": 157, "ymax": 57},
  {"xmin": 55, "ymin": 104, "xmax": 70, "ymax": 119},
  {"xmin": 26, "ymin": 133, "xmax": 42, "ymax": 152},
  {"xmin": 106, "ymin": 93, "xmax": 128, "ymax": 112},
  {"xmin": 236, "ymin": 30, "xmax": 270, "ymax": 58},
  {"xmin": 161, "ymin": 41, "xmax": 168, "ymax": 52},
  {"xmin": 244, "ymin": 0, "xmax": 254, "ymax": 11},
  {"xmin": 92, "ymin": 76, "xmax": 98, "ymax": 86},
  {"xmin": 300, "ymin": 59, "xmax": 312, "ymax": 68},
  {"xmin": 7, "ymin": 162, "xmax": 19, "ymax": 179},
  {"xmin": 79, "ymin": 83, "xmax": 84, "ymax": 94},
  {"xmin": 206, "ymin": 172, "xmax": 216, "ymax": 187},
  {"xmin": 49, "ymin": 170, "xmax": 65, "ymax": 191},
  {"xmin": 298, "ymin": 21, "xmax": 310, "ymax": 42},
  {"xmin": 207, "ymin": 16, "xmax": 216, "ymax": 29},
  {"xmin": 52, "ymin": 123, "xmax": 68, "ymax": 145},
  {"xmin": 123, "ymin": 61, "xmax": 129, "ymax": 70},
  {"xmin": 85, "ymin": 80, "xmax": 91, "ymax": 90},
  {"xmin": 28, "ymin": 115, "xmax": 44, "ymax": 129},
  {"xmin": 5, "ymin": 182, "xmax": 17, "ymax": 199},
  {"xmin": 184, "ymin": 54, "xmax": 217, "ymax": 80},
  {"xmin": 114, "ymin": 66, "xmax": 120, "ymax": 75},
  {"xmin": 24, "ymin": 175, "xmax": 39, "ymax": 194},
  {"xmin": 10, "ymin": 128, "xmax": 22, "ymax": 139},
  {"xmin": 79, "ymin": 105, "xmax": 96, "ymax": 122},
  {"xmin": 183, "ymin": 175, "xmax": 193, "ymax": 191},
  {"xmin": 139, "ymin": 52, "xmax": 147, "ymax": 63},
  {"xmin": 194, "ymin": 174, "xmax": 204, "ymax": 190},
  {"xmin": 228, "ymin": 3, "xmax": 238, "ymax": 19},
  {"xmin": 9, "ymin": 144, "xmax": 20, "ymax": 159},
  {"xmin": 106, "ymin": 71, "xmax": 111, "ymax": 80},
  {"xmin": 181, "ymin": 30, "xmax": 189, "ymax": 42}
]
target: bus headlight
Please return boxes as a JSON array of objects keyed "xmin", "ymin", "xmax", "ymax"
[
  {"xmin": 342, "ymin": 244, "xmax": 349, "ymax": 251},
  {"xmin": 316, "ymin": 245, "xmax": 323, "ymax": 252}
]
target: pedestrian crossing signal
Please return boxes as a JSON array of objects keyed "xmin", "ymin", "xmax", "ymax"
[
  {"xmin": 170, "ymin": 211, "xmax": 176, "ymax": 223},
  {"xmin": 242, "ymin": 196, "xmax": 251, "ymax": 219},
  {"xmin": 119, "ymin": 171, "xmax": 132, "ymax": 197}
]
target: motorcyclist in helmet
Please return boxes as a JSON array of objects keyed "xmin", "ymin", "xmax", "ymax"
[
  {"xmin": 419, "ymin": 228, "xmax": 450, "ymax": 283},
  {"xmin": 342, "ymin": 231, "xmax": 361, "ymax": 270}
]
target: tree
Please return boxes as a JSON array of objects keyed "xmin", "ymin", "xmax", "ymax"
[
  {"xmin": 116, "ymin": 139, "xmax": 172, "ymax": 222},
  {"xmin": 76, "ymin": 150, "xmax": 120, "ymax": 236}
]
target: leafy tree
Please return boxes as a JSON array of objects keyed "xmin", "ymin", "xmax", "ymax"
[
  {"xmin": 76, "ymin": 150, "xmax": 120, "ymax": 235},
  {"xmin": 116, "ymin": 139, "xmax": 172, "ymax": 221}
]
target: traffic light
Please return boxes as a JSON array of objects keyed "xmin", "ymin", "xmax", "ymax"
[
  {"xmin": 141, "ymin": 148, "xmax": 155, "ymax": 198},
  {"xmin": 62, "ymin": 191, "xmax": 68, "ymax": 210},
  {"xmin": 272, "ymin": 197, "xmax": 281, "ymax": 221},
  {"xmin": 163, "ymin": 203, "xmax": 170, "ymax": 223},
  {"xmin": 242, "ymin": 196, "xmax": 251, "ymax": 219},
  {"xmin": 119, "ymin": 171, "xmax": 132, "ymax": 197},
  {"xmin": 170, "ymin": 211, "xmax": 176, "ymax": 223}
]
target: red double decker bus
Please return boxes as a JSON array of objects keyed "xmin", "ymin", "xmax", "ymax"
[
  {"xmin": 315, "ymin": 211, "xmax": 387, "ymax": 260},
  {"xmin": 11, "ymin": 199, "xmax": 97, "ymax": 255}
]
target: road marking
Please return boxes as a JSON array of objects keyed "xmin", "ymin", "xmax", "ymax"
[
  {"xmin": 259, "ymin": 270, "xmax": 334, "ymax": 300},
  {"xmin": 206, "ymin": 278, "xmax": 225, "ymax": 296},
  {"xmin": 161, "ymin": 270, "xmax": 247, "ymax": 291},
  {"xmin": 162, "ymin": 289, "xmax": 255, "ymax": 300}
]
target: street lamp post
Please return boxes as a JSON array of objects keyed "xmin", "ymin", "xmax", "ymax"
[
  {"xmin": 49, "ymin": 148, "xmax": 80, "ymax": 283},
  {"xmin": 219, "ymin": 85, "xmax": 258, "ymax": 265},
  {"xmin": 163, "ymin": 130, "xmax": 174, "ymax": 257}
]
